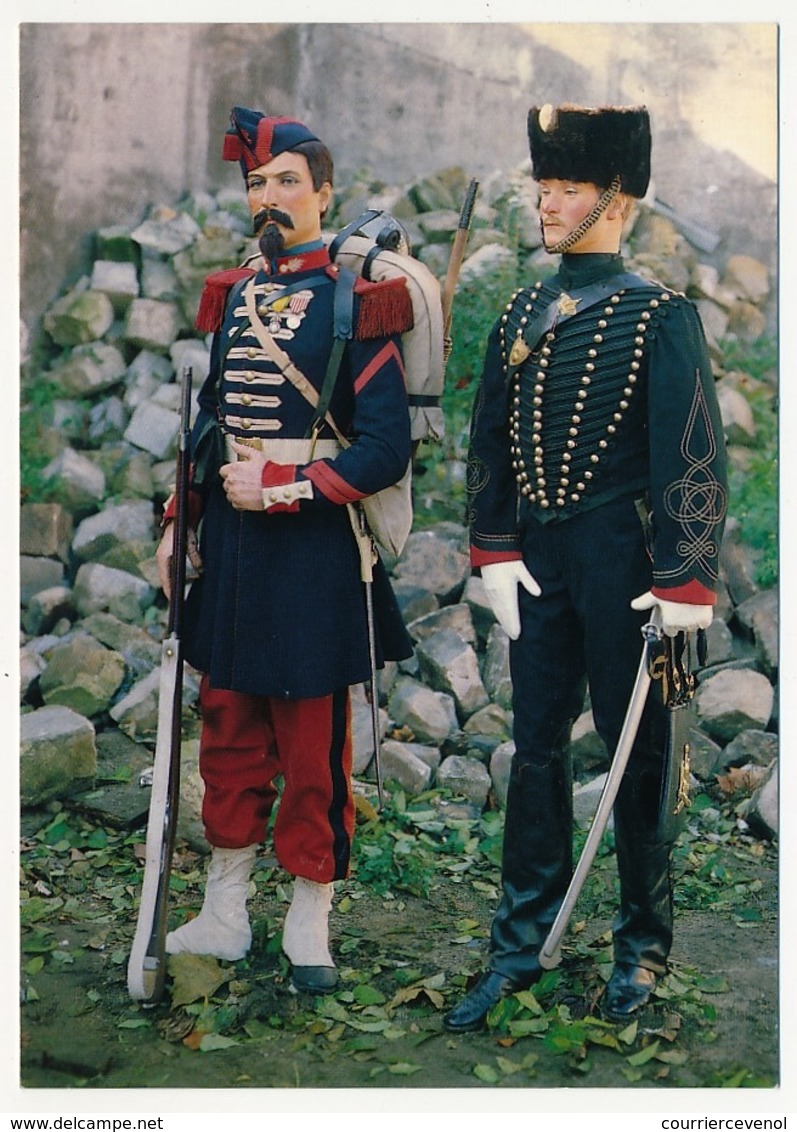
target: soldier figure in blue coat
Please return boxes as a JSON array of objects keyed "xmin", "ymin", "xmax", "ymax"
[
  {"xmin": 444, "ymin": 103, "xmax": 728, "ymax": 1031},
  {"xmin": 156, "ymin": 107, "xmax": 413, "ymax": 993}
]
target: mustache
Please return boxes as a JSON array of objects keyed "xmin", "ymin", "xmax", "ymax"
[{"xmin": 253, "ymin": 207, "xmax": 295, "ymax": 235}]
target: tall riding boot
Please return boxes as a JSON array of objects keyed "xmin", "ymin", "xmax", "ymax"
[
  {"xmin": 282, "ymin": 876, "xmax": 338, "ymax": 994},
  {"xmin": 612, "ymin": 755, "xmax": 674, "ymax": 975},
  {"xmin": 166, "ymin": 844, "xmax": 257, "ymax": 961},
  {"xmin": 490, "ymin": 750, "xmax": 574, "ymax": 984}
]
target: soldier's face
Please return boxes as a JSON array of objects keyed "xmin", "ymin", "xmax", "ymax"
[
  {"xmin": 538, "ymin": 179, "xmax": 604, "ymax": 248},
  {"xmin": 246, "ymin": 151, "xmax": 332, "ymax": 250}
]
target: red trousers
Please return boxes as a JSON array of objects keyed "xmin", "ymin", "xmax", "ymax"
[{"xmin": 197, "ymin": 676, "xmax": 355, "ymax": 883}]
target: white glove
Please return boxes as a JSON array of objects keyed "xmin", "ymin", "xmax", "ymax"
[
  {"xmin": 481, "ymin": 561, "xmax": 542, "ymax": 640},
  {"xmin": 631, "ymin": 590, "xmax": 713, "ymax": 636}
]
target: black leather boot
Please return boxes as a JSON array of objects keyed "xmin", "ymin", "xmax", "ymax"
[
  {"xmin": 612, "ymin": 759, "xmax": 674, "ymax": 975},
  {"xmin": 603, "ymin": 963, "xmax": 658, "ymax": 1020},
  {"xmin": 488, "ymin": 750, "xmax": 574, "ymax": 983},
  {"xmin": 443, "ymin": 970, "xmax": 528, "ymax": 1033}
]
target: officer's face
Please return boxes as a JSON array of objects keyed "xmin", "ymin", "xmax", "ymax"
[
  {"xmin": 246, "ymin": 152, "xmax": 332, "ymax": 250},
  {"xmin": 538, "ymin": 179, "xmax": 616, "ymax": 252}
]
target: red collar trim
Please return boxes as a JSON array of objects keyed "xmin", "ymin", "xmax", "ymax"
[{"xmin": 272, "ymin": 246, "xmax": 332, "ymax": 275}]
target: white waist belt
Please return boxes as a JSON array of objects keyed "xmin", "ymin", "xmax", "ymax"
[{"xmin": 225, "ymin": 435, "xmax": 341, "ymax": 463}]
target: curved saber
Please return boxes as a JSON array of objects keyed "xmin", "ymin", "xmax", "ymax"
[{"xmin": 538, "ymin": 609, "xmax": 662, "ymax": 969}]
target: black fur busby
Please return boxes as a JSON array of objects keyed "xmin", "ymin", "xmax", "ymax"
[{"xmin": 528, "ymin": 104, "xmax": 651, "ymax": 199}]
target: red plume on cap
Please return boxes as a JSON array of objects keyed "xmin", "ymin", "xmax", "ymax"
[
  {"xmin": 528, "ymin": 103, "xmax": 651, "ymax": 199},
  {"xmin": 223, "ymin": 106, "xmax": 320, "ymax": 176}
]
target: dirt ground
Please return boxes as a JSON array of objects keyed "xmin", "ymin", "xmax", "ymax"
[{"xmin": 18, "ymin": 815, "xmax": 779, "ymax": 1103}]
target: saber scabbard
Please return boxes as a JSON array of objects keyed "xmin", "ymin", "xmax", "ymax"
[{"xmin": 538, "ymin": 608, "xmax": 663, "ymax": 970}]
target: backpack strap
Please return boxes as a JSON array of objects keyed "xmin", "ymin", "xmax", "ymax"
[{"xmin": 308, "ymin": 266, "xmax": 357, "ymax": 437}]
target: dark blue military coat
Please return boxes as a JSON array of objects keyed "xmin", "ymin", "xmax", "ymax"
[
  {"xmin": 182, "ymin": 243, "xmax": 414, "ymax": 698},
  {"xmin": 467, "ymin": 252, "xmax": 728, "ymax": 604}
]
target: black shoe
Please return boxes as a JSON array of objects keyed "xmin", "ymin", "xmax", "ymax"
[
  {"xmin": 603, "ymin": 963, "xmax": 658, "ymax": 1021},
  {"xmin": 443, "ymin": 970, "xmax": 523, "ymax": 1033},
  {"xmin": 290, "ymin": 964, "xmax": 339, "ymax": 995}
]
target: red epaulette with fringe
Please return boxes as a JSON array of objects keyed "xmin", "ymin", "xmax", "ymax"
[
  {"xmin": 353, "ymin": 276, "xmax": 414, "ymax": 340},
  {"xmin": 194, "ymin": 267, "xmax": 256, "ymax": 333}
]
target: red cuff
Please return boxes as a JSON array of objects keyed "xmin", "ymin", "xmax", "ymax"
[
  {"xmin": 260, "ymin": 461, "xmax": 298, "ymax": 489},
  {"xmin": 470, "ymin": 547, "xmax": 523, "ymax": 570},
  {"xmin": 651, "ymin": 581, "xmax": 717, "ymax": 606},
  {"xmin": 260, "ymin": 462, "xmax": 301, "ymax": 513}
]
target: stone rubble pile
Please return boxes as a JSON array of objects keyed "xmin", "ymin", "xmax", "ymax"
[{"xmin": 20, "ymin": 164, "xmax": 778, "ymax": 847}]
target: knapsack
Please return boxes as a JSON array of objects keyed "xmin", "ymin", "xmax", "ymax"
[{"xmin": 327, "ymin": 209, "xmax": 446, "ymax": 448}]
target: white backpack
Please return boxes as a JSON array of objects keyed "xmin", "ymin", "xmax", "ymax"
[{"xmin": 323, "ymin": 211, "xmax": 446, "ymax": 556}]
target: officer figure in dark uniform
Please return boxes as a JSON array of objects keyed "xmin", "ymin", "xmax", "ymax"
[
  {"xmin": 156, "ymin": 107, "xmax": 413, "ymax": 993},
  {"xmin": 444, "ymin": 103, "xmax": 727, "ymax": 1032}
]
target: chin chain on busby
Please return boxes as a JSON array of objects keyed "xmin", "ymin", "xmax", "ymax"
[
  {"xmin": 538, "ymin": 607, "xmax": 706, "ymax": 970},
  {"xmin": 649, "ymin": 625, "xmax": 706, "ymax": 841}
]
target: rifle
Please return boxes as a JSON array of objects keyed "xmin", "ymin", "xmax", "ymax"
[
  {"xmin": 127, "ymin": 364, "xmax": 193, "ymax": 1003},
  {"xmin": 539, "ymin": 608, "xmax": 663, "ymax": 970},
  {"xmin": 441, "ymin": 178, "xmax": 480, "ymax": 356}
]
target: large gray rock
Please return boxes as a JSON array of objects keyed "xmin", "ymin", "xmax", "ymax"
[
  {"xmin": 43, "ymin": 287, "xmax": 114, "ymax": 347},
  {"xmin": 81, "ymin": 611, "xmax": 162, "ymax": 678},
  {"xmin": 392, "ymin": 525, "xmax": 470, "ymax": 604},
  {"xmin": 734, "ymin": 588, "xmax": 778, "ymax": 677},
  {"xmin": 38, "ymin": 633, "xmax": 126, "ymax": 717},
  {"xmin": 489, "ymin": 740, "xmax": 515, "ymax": 808},
  {"xmin": 415, "ymin": 628, "xmax": 489, "ymax": 721},
  {"xmin": 570, "ymin": 709, "xmax": 609, "ymax": 777},
  {"xmin": 388, "ymin": 677, "xmax": 458, "ymax": 743},
  {"xmin": 131, "ymin": 209, "xmax": 201, "ymax": 256},
  {"xmin": 379, "ymin": 740, "xmax": 437, "ymax": 796},
  {"xmin": 41, "ymin": 447, "xmax": 106, "ymax": 513},
  {"xmin": 719, "ymin": 728, "xmax": 778, "ymax": 770},
  {"xmin": 722, "ymin": 254, "xmax": 770, "ymax": 305},
  {"xmin": 123, "ymin": 297, "xmax": 184, "ymax": 351},
  {"xmin": 124, "ymin": 400, "xmax": 180, "ymax": 460},
  {"xmin": 481, "ymin": 625, "xmax": 512, "ymax": 710},
  {"xmin": 20, "ymin": 704, "xmax": 97, "ymax": 806},
  {"xmin": 407, "ymin": 602, "xmax": 477, "ymax": 645},
  {"xmin": 695, "ymin": 667, "xmax": 775, "ymax": 743},
  {"xmin": 50, "ymin": 342, "xmax": 128, "ymax": 398},
  {"xmin": 436, "ymin": 754, "xmax": 492, "ymax": 807},
  {"xmin": 20, "ymin": 503, "xmax": 73, "ymax": 562},
  {"xmin": 73, "ymin": 562, "xmax": 156, "ymax": 622},
  {"xmin": 742, "ymin": 759, "xmax": 778, "ymax": 839},
  {"xmin": 717, "ymin": 383, "xmax": 756, "ymax": 446},
  {"xmin": 109, "ymin": 665, "xmax": 200, "ymax": 743},
  {"xmin": 22, "ymin": 585, "xmax": 75, "ymax": 636},
  {"xmin": 350, "ymin": 683, "xmax": 388, "ymax": 776},
  {"xmin": 72, "ymin": 500, "xmax": 157, "ymax": 569},
  {"xmin": 573, "ymin": 772, "xmax": 609, "ymax": 828},
  {"xmin": 90, "ymin": 259, "xmax": 139, "ymax": 311}
]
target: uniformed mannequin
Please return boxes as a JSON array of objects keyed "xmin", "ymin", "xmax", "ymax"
[
  {"xmin": 155, "ymin": 107, "xmax": 413, "ymax": 993},
  {"xmin": 444, "ymin": 103, "xmax": 727, "ymax": 1032}
]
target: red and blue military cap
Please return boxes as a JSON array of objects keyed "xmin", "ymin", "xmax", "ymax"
[{"xmin": 223, "ymin": 106, "xmax": 321, "ymax": 176}]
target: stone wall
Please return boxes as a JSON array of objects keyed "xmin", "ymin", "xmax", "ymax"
[{"xmin": 19, "ymin": 22, "xmax": 777, "ymax": 334}]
